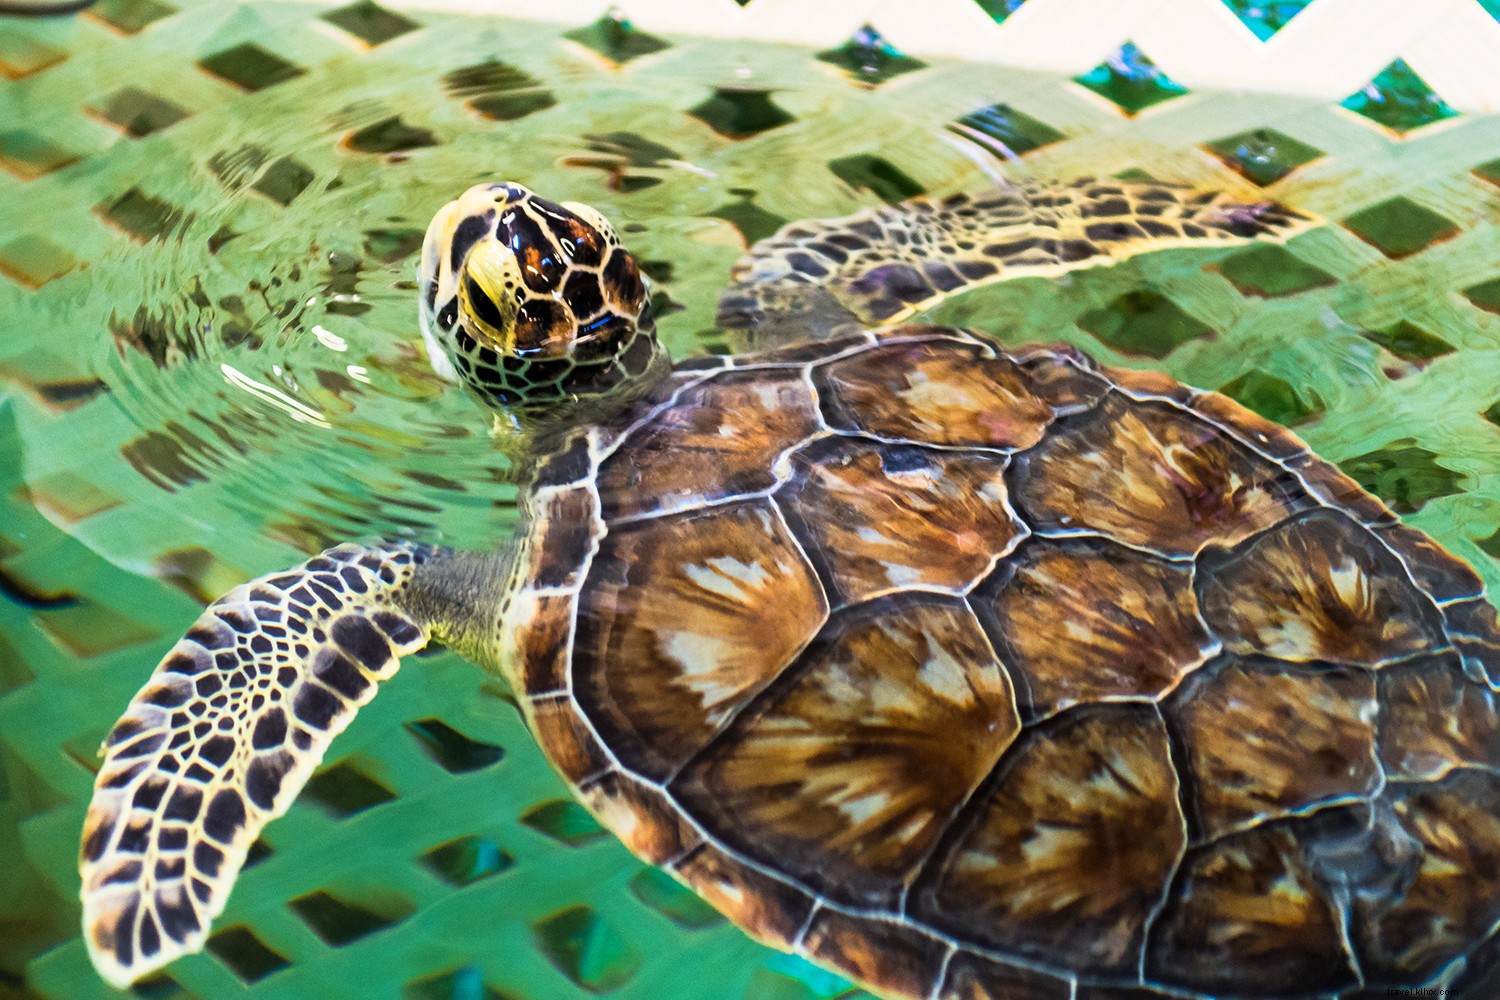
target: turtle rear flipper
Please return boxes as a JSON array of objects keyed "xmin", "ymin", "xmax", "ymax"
[{"xmin": 79, "ymin": 543, "xmax": 455, "ymax": 987}]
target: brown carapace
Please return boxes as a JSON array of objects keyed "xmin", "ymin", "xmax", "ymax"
[
  {"xmin": 79, "ymin": 178, "xmax": 1500, "ymax": 999},
  {"xmin": 507, "ymin": 328, "xmax": 1500, "ymax": 1000}
]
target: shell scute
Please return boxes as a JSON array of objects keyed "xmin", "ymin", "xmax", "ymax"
[
  {"xmin": 816, "ymin": 336, "xmax": 1055, "ymax": 450},
  {"xmin": 1377, "ymin": 654, "xmax": 1500, "ymax": 781},
  {"xmin": 1351, "ymin": 770, "xmax": 1500, "ymax": 983},
  {"xmin": 526, "ymin": 694, "xmax": 610, "ymax": 785},
  {"xmin": 1014, "ymin": 347, "xmax": 1109, "ymax": 415},
  {"xmin": 675, "ymin": 597, "xmax": 1019, "ymax": 909},
  {"xmin": 911, "ymin": 705, "xmax": 1184, "ymax": 977},
  {"xmin": 801, "ymin": 910, "xmax": 949, "ymax": 1000},
  {"xmin": 572, "ymin": 500, "xmax": 828, "ymax": 780},
  {"xmin": 669, "ymin": 841, "xmax": 816, "ymax": 948},
  {"xmin": 1168, "ymin": 657, "xmax": 1379, "ymax": 840},
  {"xmin": 1010, "ymin": 393, "xmax": 1309, "ymax": 557},
  {"xmin": 1197, "ymin": 509, "xmax": 1445, "ymax": 666},
  {"xmin": 977, "ymin": 537, "xmax": 1215, "ymax": 718},
  {"xmin": 1445, "ymin": 598, "xmax": 1500, "ymax": 687},
  {"xmin": 577, "ymin": 770, "xmax": 701, "ymax": 866},
  {"xmin": 938, "ymin": 952, "xmax": 1074, "ymax": 1000},
  {"xmin": 777, "ymin": 437, "xmax": 1024, "ymax": 606},
  {"xmin": 594, "ymin": 368, "xmax": 821, "ymax": 521},
  {"xmin": 1144, "ymin": 817, "xmax": 1358, "ymax": 996}
]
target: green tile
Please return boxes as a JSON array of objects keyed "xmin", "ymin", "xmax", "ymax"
[
  {"xmin": 0, "ymin": 31, "xmax": 67, "ymax": 79},
  {"xmin": 251, "ymin": 157, "xmax": 314, "ymax": 205},
  {"xmin": 344, "ymin": 116, "xmax": 437, "ymax": 154},
  {"xmin": 1474, "ymin": 157, "xmax": 1500, "ymax": 187},
  {"xmin": 1463, "ymin": 277, "xmax": 1500, "ymax": 314},
  {"xmin": 1077, "ymin": 290, "xmax": 1213, "ymax": 358},
  {"xmin": 88, "ymin": 86, "xmax": 190, "ymax": 137},
  {"xmin": 421, "ymin": 835, "xmax": 513, "ymax": 887},
  {"xmin": 1216, "ymin": 244, "xmax": 1336, "ymax": 297},
  {"xmin": 320, "ymin": 0, "xmax": 420, "ymax": 46},
  {"xmin": 1202, "ymin": 128, "xmax": 1323, "ymax": 186},
  {"xmin": 97, "ymin": 188, "xmax": 189, "ymax": 241},
  {"xmin": 1341, "ymin": 59, "xmax": 1457, "ymax": 134},
  {"xmin": 816, "ymin": 25, "xmax": 927, "ymax": 87},
  {"xmin": 88, "ymin": 0, "xmax": 175, "ymax": 34},
  {"xmin": 708, "ymin": 191, "xmax": 788, "ymax": 245},
  {"xmin": 1342, "ymin": 196, "xmax": 1458, "ymax": 259},
  {"xmin": 949, "ymin": 102, "xmax": 1064, "ymax": 156},
  {"xmin": 199, "ymin": 43, "xmax": 304, "ymax": 92},
  {"xmin": 1074, "ymin": 42, "xmax": 1187, "ymax": 115},
  {"xmin": 519, "ymin": 800, "xmax": 606, "ymax": 847},
  {"xmin": 973, "ymin": 0, "xmax": 1027, "ymax": 22},
  {"xmin": 689, "ymin": 88, "xmax": 795, "ymax": 140},
  {"xmin": 563, "ymin": 10, "xmax": 669, "ymax": 65},
  {"xmin": 533, "ymin": 906, "xmax": 640, "ymax": 994},
  {"xmin": 0, "ymin": 129, "xmax": 82, "ymax": 179},
  {"xmin": 0, "ymin": 234, "xmax": 76, "ymax": 289},
  {"xmin": 628, "ymin": 869, "xmax": 724, "ymax": 930},
  {"xmin": 1483, "ymin": 398, "xmax": 1500, "ymax": 428},
  {"xmin": 1218, "ymin": 369, "xmax": 1321, "ymax": 425},
  {"xmin": 1479, "ymin": 527, "xmax": 1500, "ymax": 560},
  {"xmin": 444, "ymin": 60, "xmax": 555, "ymax": 121},
  {"xmin": 1339, "ymin": 440, "xmax": 1465, "ymax": 514},
  {"xmin": 1219, "ymin": 0, "xmax": 1311, "ymax": 39},
  {"xmin": 1359, "ymin": 321, "xmax": 1454, "ymax": 364},
  {"xmin": 827, "ymin": 154, "xmax": 924, "ymax": 203}
]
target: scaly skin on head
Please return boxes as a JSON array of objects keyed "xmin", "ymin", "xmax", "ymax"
[{"xmin": 418, "ymin": 182, "xmax": 669, "ymax": 442}]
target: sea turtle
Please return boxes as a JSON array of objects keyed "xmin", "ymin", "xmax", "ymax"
[{"xmin": 79, "ymin": 178, "xmax": 1500, "ymax": 999}]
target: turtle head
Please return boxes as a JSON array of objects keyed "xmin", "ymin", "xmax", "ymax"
[{"xmin": 419, "ymin": 182, "xmax": 667, "ymax": 426}]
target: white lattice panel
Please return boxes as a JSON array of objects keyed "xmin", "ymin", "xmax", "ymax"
[{"xmin": 384, "ymin": 0, "xmax": 1500, "ymax": 111}]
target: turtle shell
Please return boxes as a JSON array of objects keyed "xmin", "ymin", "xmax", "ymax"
[{"xmin": 503, "ymin": 327, "xmax": 1500, "ymax": 1000}]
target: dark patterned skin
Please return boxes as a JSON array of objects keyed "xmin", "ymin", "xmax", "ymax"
[
  {"xmin": 510, "ymin": 328, "xmax": 1500, "ymax": 1000},
  {"xmin": 419, "ymin": 182, "xmax": 666, "ymax": 418},
  {"xmin": 79, "ymin": 180, "xmax": 1500, "ymax": 999}
]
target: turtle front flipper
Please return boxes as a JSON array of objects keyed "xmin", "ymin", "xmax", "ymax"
[
  {"xmin": 78, "ymin": 542, "xmax": 493, "ymax": 988},
  {"xmin": 717, "ymin": 179, "xmax": 1314, "ymax": 347}
]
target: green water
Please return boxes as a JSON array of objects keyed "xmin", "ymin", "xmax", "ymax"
[{"xmin": 2, "ymin": 3, "xmax": 1500, "ymax": 999}]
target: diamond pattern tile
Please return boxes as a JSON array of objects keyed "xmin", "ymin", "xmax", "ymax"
[
  {"xmin": 1464, "ymin": 276, "xmax": 1500, "ymax": 314},
  {"xmin": 1342, "ymin": 59, "xmax": 1459, "ymax": 134},
  {"xmin": 88, "ymin": 87, "xmax": 191, "ymax": 137},
  {"xmin": 0, "ymin": 130, "xmax": 82, "ymax": 180},
  {"xmin": 533, "ymin": 906, "xmax": 641, "ymax": 994},
  {"xmin": 1078, "ymin": 290, "xmax": 1214, "ymax": 358},
  {"xmin": 1360, "ymin": 320, "xmax": 1456, "ymax": 366},
  {"xmin": 1219, "ymin": 0, "xmax": 1312, "ymax": 39},
  {"xmin": 1074, "ymin": 42, "xmax": 1188, "ymax": 115},
  {"xmin": 1215, "ymin": 244, "xmax": 1336, "ymax": 297},
  {"xmin": 816, "ymin": 24, "xmax": 928, "ymax": 87},
  {"xmin": 1339, "ymin": 440, "xmax": 1466, "ymax": 515},
  {"xmin": 87, "ymin": 0, "xmax": 175, "ymax": 34},
  {"xmin": 0, "ymin": 234, "xmax": 77, "ymax": 289},
  {"xmin": 828, "ymin": 154, "xmax": 925, "ymax": 202},
  {"xmin": 949, "ymin": 102, "xmax": 1064, "ymax": 156},
  {"xmin": 1342, "ymin": 196, "xmax": 1460, "ymax": 258},
  {"xmin": 689, "ymin": 88, "xmax": 796, "ymax": 139},
  {"xmin": 973, "ymin": 0, "xmax": 1028, "ymax": 22},
  {"xmin": 1218, "ymin": 369, "xmax": 1322, "ymax": 425},
  {"xmin": 320, "ymin": 0, "xmax": 420, "ymax": 46},
  {"xmin": 563, "ymin": 10, "xmax": 670, "ymax": 65},
  {"xmin": 199, "ymin": 43, "xmax": 305, "ymax": 92},
  {"xmin": 1202, "ymin": 128, "xmax": 1324, "ymax": 186}
]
